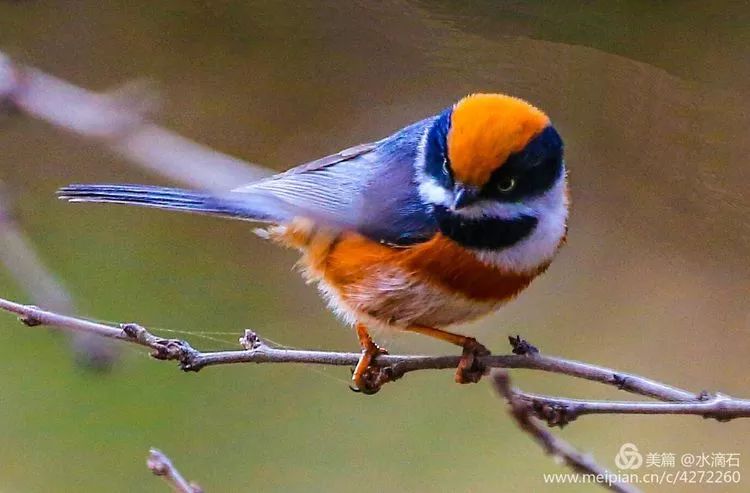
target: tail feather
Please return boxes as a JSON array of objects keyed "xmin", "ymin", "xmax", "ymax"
[{"xmin": 57, "ymin": 184, "xmax": 279, "ymax": 222}]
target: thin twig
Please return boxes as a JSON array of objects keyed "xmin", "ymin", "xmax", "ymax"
[
  {"xmin": 514, "ymin": 391, "xmax": 745, "ymax": 426},
  {"xmin": 147, "ymin": 448, "xmax": 203, "ymax": 493},
  {"xmin": 2, "ymin": 298, "xmax": 748, "ymax": 493},
  {"xmin": 492, "ymin": 371, "xmax": 642, "ymax": 493},
  {"xmin": 0, "ymin": 51, "xmax": 271, "ymax": 191},
  {"xmin": 1, "ymin": 296, "xmax": 749, "ymax": 422}
]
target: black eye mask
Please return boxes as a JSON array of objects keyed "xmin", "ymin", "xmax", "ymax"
[
  {"xmin": 482, "ymin": 125, "xmax": 564, "ymax": 203},
  {"xmin": 421, "ymin": 116, "xmax": 562, "ymax": 250},
  {"xmin": 424, "ymin": 113, "xmax": 563, "ymax": 203}
]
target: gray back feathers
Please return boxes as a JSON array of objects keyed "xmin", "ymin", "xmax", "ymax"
[{"xmin": 58, "ymin": 117, "xmax": 438, "ymax": 245}]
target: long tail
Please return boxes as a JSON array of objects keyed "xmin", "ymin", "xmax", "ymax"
[{"xmin": 57, "ymin": 184, "xmax": 281, "ymax": 223}]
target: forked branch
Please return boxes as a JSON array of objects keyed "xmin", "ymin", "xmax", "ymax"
[
  {"xmin": 492, "ymin": 371, "xmax": 641, "ymax": 493},
  {"xmin": 2, "ymin": 297, "xmax": 749, "ymax": 493},
  {"xmin": 1, "ymin": 296, "xmax": 748, "ymax": 421}
]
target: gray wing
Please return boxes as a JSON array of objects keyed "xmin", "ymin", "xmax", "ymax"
[
  {"xmin": 233, "ymin": 117, "xmax": 438, "ymax": 245},
  {"xmin": 59, "ymin": 118, "xmax": 439, "ymax": 246}
]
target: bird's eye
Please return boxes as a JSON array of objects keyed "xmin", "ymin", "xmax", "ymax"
[{"xmin": 497, "ymin": 177, "xmax": 516, "ymax": 193}]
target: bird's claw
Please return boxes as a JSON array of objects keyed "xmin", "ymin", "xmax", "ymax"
[
  {"xmin": 454, "ymin": 338, "xmax": 490, "ymax": 384},
  {"xmin": 351, "ymin": 345, "xmax": 391, "ymax": 395}
]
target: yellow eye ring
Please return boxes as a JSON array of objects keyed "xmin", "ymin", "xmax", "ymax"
[{"xmin": 497, "ymin": 177, "xmax": 516, "ymax": 193}]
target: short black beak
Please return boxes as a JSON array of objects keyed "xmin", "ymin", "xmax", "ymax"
[{"xmin": 451, "ymin": 185, "xmax": 480, "ymax": 210}]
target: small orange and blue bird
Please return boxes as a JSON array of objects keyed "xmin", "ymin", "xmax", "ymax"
[{"xmin": 58, "ymin": 93, "xmax": 568, "ymax": 394}]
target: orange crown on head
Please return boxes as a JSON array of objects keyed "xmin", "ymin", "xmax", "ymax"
[{"xmin": 447, "ymin": 93, "xmax": 550, "ymax": 187}]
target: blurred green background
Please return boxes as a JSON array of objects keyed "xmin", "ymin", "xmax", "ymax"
[{"xmin": 0, "ymin": 1, "xmax": 748, "ymax": 492}]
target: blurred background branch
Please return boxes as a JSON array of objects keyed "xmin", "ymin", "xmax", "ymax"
[
  {"xmin": 0, "ymin": 49, "xmax": 278, "ymax": 369},
  {"xmin": 0, "ymin": 182, "xmax": 116, "ymax": 368},
  {"xmin": 0, "ymin": 50, "xmax": 271, "ymax": 191},
  {"xmin": 148, "ymin": 448, "xmax": 203, "ymax": 493},
  {"xmin": 0, "ymin": 185, "xmax": 73, "ymax": 313}
]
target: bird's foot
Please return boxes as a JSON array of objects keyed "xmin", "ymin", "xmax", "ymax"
[
  {"xmin": 350, "ymin": 343, "xmax": 391, "ymax": 395},
  {"xmin": 454, "ymin": 338, "xmax": 490, "ymax": 384}
]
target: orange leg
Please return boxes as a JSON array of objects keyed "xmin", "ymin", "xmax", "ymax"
[
  {"xmin": 351, "ymin": 323, "xmax": 390, "ymax": 394},
  {"xmin": 405, "ymin": 325, "xmax": 490, "ymax": 384}
]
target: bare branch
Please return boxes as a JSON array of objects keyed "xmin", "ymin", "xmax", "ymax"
[
  {"xmin": 147, "ymin": 448, "xmax": 203, "ymax": 493},
  {"xmin": 0, "ymin": 51, "xmax": 271, "ymax": 191},
  {"xmin": 3, "ymin": 296, "xmax": 749, "ymax": 491},
  {"xmin": 513, "ymin": 391, "xmax": 748, "ymax": 426},
  {"xmin": 2, "ymin": 296, "xmax": 750, "ymax": 421},
  {"xmin": 492, "ymin": 371, "xmax": 642, "ymax": 493}
]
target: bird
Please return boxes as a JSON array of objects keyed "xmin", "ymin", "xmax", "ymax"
[{"xmin": 57, "ymin": 93, "xmax": 568, "ymax": 394}]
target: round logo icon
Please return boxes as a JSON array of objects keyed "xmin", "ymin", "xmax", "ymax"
[{"xmin": 615, "ymin": 443, "xmax": 643, "ymax": 470}]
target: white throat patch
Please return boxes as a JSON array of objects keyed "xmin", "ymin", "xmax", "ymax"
[{"xmin": 469, "ymin": 176, "xmax": 568, "ymax": 273}]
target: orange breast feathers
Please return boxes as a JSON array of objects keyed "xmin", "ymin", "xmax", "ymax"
[{"xmin": 295, "ymin": 229, "xmax": 543, "ymax": 304}]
